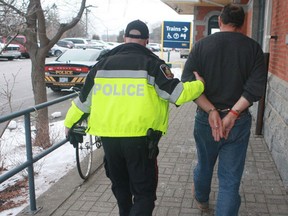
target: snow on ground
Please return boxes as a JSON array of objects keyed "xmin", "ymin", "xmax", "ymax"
[
  {"xmin": 0, "ymin": 67, "xmax": 182, "ymax": 216},
  {"xmin": 0, "ymin": 120, "xmax": 76, "ymax": 216}
]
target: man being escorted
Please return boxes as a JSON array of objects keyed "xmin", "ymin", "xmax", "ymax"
[
  {"xmin": 64, "ymin": 20, "xmax": 205, "ymax": 216},
  {"xmin": 181, "ymin": 4, "xmax": 266, "ymax": 216}
]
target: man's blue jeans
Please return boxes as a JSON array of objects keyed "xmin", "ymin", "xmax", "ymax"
[{"xmin": 193, "ymin": 110, "xmax": 251, "ymax": 216}]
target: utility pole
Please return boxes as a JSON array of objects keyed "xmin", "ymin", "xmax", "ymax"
[
  {"xmin": 85, "ymin": 5, "xmax": 98, "ymax": 38},
  {"xmin": 94, "ymin": 17, "xmax": 109, "ymax": 42}
]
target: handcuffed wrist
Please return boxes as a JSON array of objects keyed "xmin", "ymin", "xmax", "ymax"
[
  {"xmin": 229, "ymin": 109, "xmax": 240, "ymax": 117},
  {"xmin": 208, "ymin": 108, "xmax": 217, "ymax": 114}
]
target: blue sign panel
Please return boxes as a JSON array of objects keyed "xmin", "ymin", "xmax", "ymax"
[{"xmin": 163, "ymin": 21, "xmax": 191, "ymax": 49}]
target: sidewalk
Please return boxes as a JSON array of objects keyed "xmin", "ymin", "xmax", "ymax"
[{"xmin": 18, "ymin": 102, "xmax": 288, "ymax": 216}]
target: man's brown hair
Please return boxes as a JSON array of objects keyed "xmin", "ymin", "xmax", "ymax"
[{"xmin": 220, "ymin": 4, "xmax": 245, "ymax": 28}]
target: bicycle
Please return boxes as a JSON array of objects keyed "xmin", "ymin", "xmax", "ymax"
[
  {"xmin": 67, "ymin": 87, "xmax": 102, "ymax": 180},
  {"xmin": 70, "ymin": 120, "xmax": 102, "ymax": 180}
]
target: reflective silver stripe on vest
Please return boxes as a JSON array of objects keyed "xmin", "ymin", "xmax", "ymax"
[
  {"xmin": 96, "ymin": 70, "xmax": 148, "ymax": 78},
  {"xmin": 97, "ymin": 69, "xmax": 156, "ymax": 85},
  {"xmin": 147, "ymin": 74, "xmax": 155, "ymax": 85},
  {"xmin": 155, "ymin": 82, "xmax": 184, "ymax": 103},
  {"xmin": 73, "ymin": 89, "xmax": 93, "ymax": 113}
]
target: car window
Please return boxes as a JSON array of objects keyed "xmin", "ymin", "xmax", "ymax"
[
  {"xmin": 69, "ymin": 39, "xmax": 84, "ymax": 44},
  {"xmin": 57, "ymin": 41, "xmax": 65, "ymax": 46},
  {"xmin": 57, "ymin": 49, "xmax": 102, "ymax": 61},
  {"xmin": 57, "ymin": 40, "xmax": 74, "ymax": 48},
  {"xmin": 7, "ymin": 36, "xmax": 25, "ymax": 44},
  {"xmin": 5, "ymin": 46, "xmax": 19, "ymax": 51}
]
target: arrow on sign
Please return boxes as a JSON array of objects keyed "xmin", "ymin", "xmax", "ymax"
[{"xmin": 182, "ymin": 26, "xmax": 188, "ymax": 32}]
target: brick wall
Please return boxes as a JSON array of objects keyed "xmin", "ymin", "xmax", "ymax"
[
  {"xmin": 263, "ymin": 0, "xmax": 288, "ymax": 188},
  {"xmin": 194, "ymin": 6, "xmax": 221, "ymax": 42},
  {"xmin": 269, "ymin": 0, "xmax": 288, "ymax": 81},
  {"xmin": 245, "ymin": 7, "xmax": 253, "ymax": 36},
  {"xmin": 196, "ymin": 6, "xmax": 220, "ymax": 20}
]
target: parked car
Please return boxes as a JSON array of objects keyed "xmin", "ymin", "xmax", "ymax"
[
  {"xmin": 56, "ymin": 40, "xmax": 74, "ymax": 49},
  {"xmin": 61, "ymin": 38, "xmax": 91, "ymax": 49},
  {"xmin": 106, "ymin": 42, "xmax": 122, "ymax": 49},
  {"xmin": 180, "ymin": 49, "xmax": 190, "ymax": 58},
  {"xmin": 0, "ymin": 43, "xmax": 21, "ymax": 60},
  {"xmin": 147, "ymin": 43, "xmax": 161, "ymax": 52},
  {"xmin": 146, "ymin": 44, "xmax": 153, "ymax": 51},
  {"xmin": 51, "ymin": 44, "xmax": 69, "ymax": 57},
  {"xmin": 4, "ymin": 35, "xmax": 29, "ymax": 58},
  {"xmin": 88, "ymin": 39, "xmax": 108, "ymax": 49},
  {"xmin": 45, "ymin": 48, "xmax": 108, "ymax": 92},
  {"xmin": 47, "ymin": 48, "xmax": 54, "ymax": 57}
]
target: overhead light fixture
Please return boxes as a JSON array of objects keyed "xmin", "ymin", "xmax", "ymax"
[{"xmin": 174, "ymin": 6, "xmax": 183, "ymax": 13}]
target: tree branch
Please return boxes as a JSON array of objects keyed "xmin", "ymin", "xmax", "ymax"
[
  {"xmin": 0, "ymin": 0, "xmax": 26, "ymax": 17},
  {"xmin": 49, "ymin": 0, "xmax": 87, "ymax": 46}
]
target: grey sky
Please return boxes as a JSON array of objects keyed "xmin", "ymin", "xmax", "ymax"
[{"xmin": 46, "ymin": 0, "xmax": 193, "ymax": 36}]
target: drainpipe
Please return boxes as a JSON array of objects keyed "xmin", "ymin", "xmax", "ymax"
[
  {"xmin": 255, "ymin": 0, "xmax": 272, "ymax": 135},
  {"xmin": 256, "ymin": 53, "xmax": 269, "ymax": 135}
]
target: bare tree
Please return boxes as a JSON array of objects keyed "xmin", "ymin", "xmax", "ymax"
[
  {"xmin": 63, "ymin": 21, "xmax": 86, "ymax": 38},
  {"xmin": 0, "ymin": 73, "xmax": 18, "ymax": 114},
  {"xmin": 45, "ymin": 3, "xmax": 61, "ymax": 39},
  {"xmin": 0, "ymin": 1, "xmax": 25, "ymax": 36},
  {"xmin": 0, "ymin": 0, "xmax": 87, "ymax": 148}
]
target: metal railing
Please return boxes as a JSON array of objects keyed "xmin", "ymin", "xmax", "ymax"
[{"xmin": 0, "ymin": 92, "xmax": 77, "ymax": 213}]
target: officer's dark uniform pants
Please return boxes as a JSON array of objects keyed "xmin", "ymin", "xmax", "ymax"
[{"xmin": 101, "ymin": 137, "xmax": 158, "ymax": 216}]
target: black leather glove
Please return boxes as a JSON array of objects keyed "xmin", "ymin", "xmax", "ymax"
[{"xmin": 67, "ymin": 130, "xmax": 84, "ymax": 148}]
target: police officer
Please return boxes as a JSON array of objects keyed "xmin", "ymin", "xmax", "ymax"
[{"xmin": 64, "ymin": 20, "xmax": 204, "ymax": 216}]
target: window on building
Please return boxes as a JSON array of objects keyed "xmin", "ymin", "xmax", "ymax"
[{"xmin": 208, "ymin": 15, "xmax": 220, "ymax": 35}]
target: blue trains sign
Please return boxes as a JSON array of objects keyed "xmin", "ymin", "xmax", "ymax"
[{"xmin": 163, "ymin": 21, "xmax": 191, "ymax": 49}]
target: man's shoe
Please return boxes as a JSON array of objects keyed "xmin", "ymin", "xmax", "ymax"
[{"xmin": 191, "ymin": 183, "xmax": 209, "ymax": 211}]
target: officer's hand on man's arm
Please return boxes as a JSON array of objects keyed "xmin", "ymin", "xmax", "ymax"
[{"xmin": 193, "ymin": 71, "xmax": 205, "ymax": 86}]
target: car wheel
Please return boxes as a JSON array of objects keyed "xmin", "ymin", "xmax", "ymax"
[
  {"xmin": 22, "ymin": 53, "xmax": 30, "ymax": 58},
  {"xmin": 54, "ymin": 50, "xmax": 62, "ymax": 57},
  {"xmin": 7, "ymin": 57, "xmax": 14, "ymax": 61}
]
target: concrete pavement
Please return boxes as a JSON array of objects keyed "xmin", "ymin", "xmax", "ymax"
[{"xmin": 18, "ymin": 102, "xmax": 288, "ymax": 216}]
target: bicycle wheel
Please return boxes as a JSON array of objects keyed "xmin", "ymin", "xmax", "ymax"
[{"xmin": 76, "ymin": 132, "xmax": 93, "ymax": 180}]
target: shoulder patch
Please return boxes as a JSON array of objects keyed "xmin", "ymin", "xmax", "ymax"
[{"xmin": 160, "ymin": 64, "xmax": 174, "ymax": 79}]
